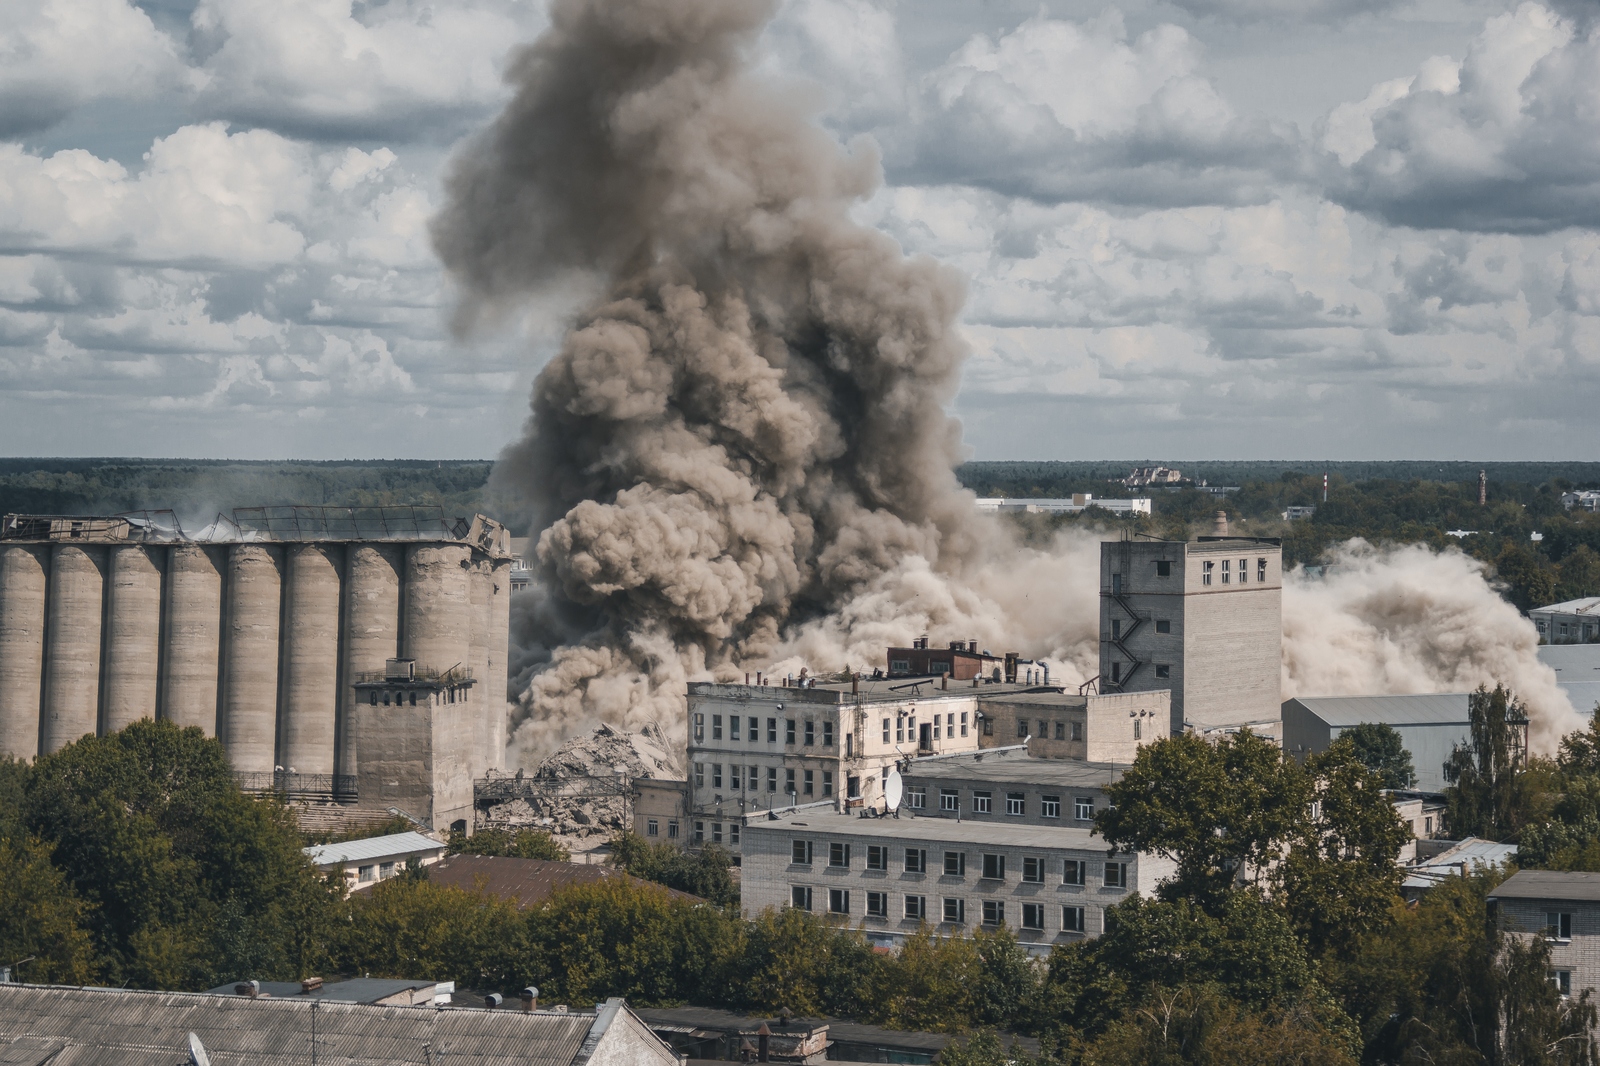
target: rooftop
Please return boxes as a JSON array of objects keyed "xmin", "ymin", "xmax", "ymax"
[
  {"xmin": 977, "ymin": 692, "xmax": 1090, "ymax": 709},
  {"xmin": 202, "ymin": 977, "xmax": 435, "ymax": 1004},
  {"xmin": 634, "ymin": 1006, "xmax": 1040, "ymax": 1055},
  {"xmin": 1539, "ymin": 644, "xmax": 1600, "ymax": 715},
  {"xmin": 687, "ymin": 680, "xmax": 1064, "ymax": 706},
  {"xmin": 1490, "ymin": 869, "xmax": 1600, "ymax": 903},
  {"xmin": 1285, "ymin": 693, "xmax": 1471, "ymax": 728},
  {"xmin": 1532, "ymin": 597, "xmax": 1600, "ymax": 616},
  {"xmin": 424, "ymin": 854, "xmax": 701, "ymax": 908},
  {"xmin": 0, "ymin": 984, "xmax": 614, "ymax": 1066},
  {"xmin": 303, "ymin": 831, "xmax": 445, "ymax": 868},
  {"xmin": 744, "ymin": 807, "xmax": 1110, "ymax": 850},
  {"xmin": 903, "ymin": 748, "xmax": 1126, "ymax": 788},
  {"xmin": 1403, "ymin": 837, "xmax": 1518, "ymax": 891}
]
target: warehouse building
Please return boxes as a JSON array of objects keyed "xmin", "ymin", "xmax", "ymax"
[
  {"xmin": 1281, "ymin": 693, "xmax": 1472, "ymax": 793},
  {"xmin": 1098, "ymin": 530, "xmax": 1283, "ymax": 736},
  {"xmin": 0, "ymin": 506, "xmax": 512, "ymax": 832},
  {"xmin": 1540, "ymin": 643, "xmax": 1600, "ymax": 718}
]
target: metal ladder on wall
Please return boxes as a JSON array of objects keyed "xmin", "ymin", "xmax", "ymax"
[{"xmin": 1104, "ymin": 539, "xmax": 1149, "ymax": 692}]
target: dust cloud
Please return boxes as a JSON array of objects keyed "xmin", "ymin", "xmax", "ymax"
[{"xmin": 434, "ymin": 0, "xmax": 1580, "ymax": 765}]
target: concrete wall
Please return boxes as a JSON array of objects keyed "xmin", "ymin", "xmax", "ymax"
[
  {"xmin": 405, "ymin": 543, "xmax": 475, "ymax": 829},
  {"xmin": 162, "ymin": 545, "xmax": 225, "ymax": 734},
  {"xmin": 222, "ymin": 544, "xmax": 283, "ymax": 772},
  {"xmin": 101, "ymin": 545, "xmax": 164, "ymax": 733},
  {"xmin": 280, "ymin": 544, "xmax": 342, "ymax": 775},
  {"xmin": 0, "ymin": 545, "xmax": 49, "ymax": 759},
  {"xmin": 1497, "ymin": 898, "xmax": 1600, "ymax": 1001},
  {"xmin": 40, "ymin": 545, "xmax": 106, "ymax": 753},
  {"xmin": 342, "ymin": 544, "xmax": 404, "ymax": 781}
]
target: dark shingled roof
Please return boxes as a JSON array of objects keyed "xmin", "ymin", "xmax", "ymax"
[
  {"xmin": 423, "ymin": 854, "xmax": 702, "ymax": 908},
  {"xmin": 1490, "ymin": 869, "xmax": 1600, "ymax": 903},
  {"xmin": 0, "ymin": 984, "xmax": 610, "ymax": 1066}
]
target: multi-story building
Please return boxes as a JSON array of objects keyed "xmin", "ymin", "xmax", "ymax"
[
  {"xmin": 975, "ymin": 690, "xmax": 1169, "ymax": 761},
  {"xmin": 1488, "ymin": 870, "xmax": 1600, "ymax": 999},
  {"xmin": 1530, "ymin": 597, "xmax": 1600, "ymax": 645},
  {"xmin": 901, "ymin": 747, "xmax": 1125, "ymax": 829},
  {"xmin": 1098, "ymin": 535, "xmax": 1282, "ymax": 736},
  {"xmin": 739, "ymin": 802, "xmax": 1171, "ymax": 953}
]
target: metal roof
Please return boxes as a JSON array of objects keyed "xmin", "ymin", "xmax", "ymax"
[
  {"xmin": 745, "ymin": 808, "xmax": 1108, "ymax": 850},
  {"xmin": 904, "ymin": 750, "xmax": 1126, "ymax": 788},
  {"xmin": 1490, "ymin": 869, "xmax": 1600, "ymax": 903},
  {"xmin": 1531, "ymin": 597, "xmax": 1600, "ymax": 616},
  {"xmin": 201, "ymin": 978, "xmax": 435, "ymax": 1004},
  {"xmin": 1402, "ymin": 837, "xmax": 1518, "ymax": 890},
  {"xmin": 633, "ymin": 1006, "xmax": 1041, "ymax": 1055},
  {"xmin": 0, "ymin": 985, "xmax": 616, "ymax": 1066},
  {"xmin": 686, "ymin": 680, "xmax": 1058, "ymax": 706},
  {"xmin": 303, "ymin": 831, "xmax": 445, "ymax": 868},
  {"xmin": 1285, "ymin": 693, "xmax": 1471, "ymax": 728}
]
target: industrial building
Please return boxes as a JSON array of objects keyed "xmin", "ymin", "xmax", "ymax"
[
  {"xmin": 1531, "ymin": 597, "xmax": 1600, "ymax": 645},
  {"xmin": 0, "ymin": 506, "xmax": 512, "ymax": 833},
  {"xmin": 1098, "ymin": 531, "xmax": 1283, "ymax": 736},
  {"xmin": 1281, "ymin": 693, "xmax": 1472, "ymax": 793},
  {"xmin": 975, "ymin": 495, "xmax": 1152, "ymax": 516},
  {"xmin": 1540, "ymin": 643, "xmax": 1600, "ymax": 717}
]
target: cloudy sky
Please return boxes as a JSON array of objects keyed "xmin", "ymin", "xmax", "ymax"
[{"xmin": 2, "ymin": 0, "xmax": 1598, "ymax": 460}]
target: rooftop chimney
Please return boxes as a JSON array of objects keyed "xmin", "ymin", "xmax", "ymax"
[
  {"xmin": 968, "ymin": 639, "xmax": 978, "ymax": 653},
  {"xmin": 521, "ymin": 987, "xmax": 539, "ymax": 1011},
  {"xmin": 758, "ymin": 1023, "xmax": 771, "ymax": 1062},
  {"xmin": 235, "ymin": 981, "xmax": 260, "ymax": 998},
  {"xmin": 300, "ymin": 977, "xmax": 323, "ymax": 994},
  {"xmin": 1212, "ymin": 510, "xmax": 1229, "ymax": 537}
]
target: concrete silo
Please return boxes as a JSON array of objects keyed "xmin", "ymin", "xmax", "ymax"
[
  {"xmin": 161, "ymin": 544, "xmax": 226, "ymax": 734},
  {"xmin": 279, "ymin": 543, "xmax": 342, "ymax": 776},
  {"xmin": 221, "ymin": 543, "xmax": 282, "ymax": 774},
  {"xmin": 340, "ymin": 543, "xmax": 404, "ymax": 781},
  {"xmin": 0, "ymin": 544, "xmax": 49, "ymax": 759},
  {"xmin": 40, "ymin": 545, "xmax": 106, "ymax": 753},
  {"xmin": 101, "ymin": 544, "xmax": 164, "ymax": 733}
]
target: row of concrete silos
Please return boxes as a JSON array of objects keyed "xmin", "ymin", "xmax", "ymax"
[{"xmin": 0, "ymin": 536, "xmax": 511, "ymax": 780}]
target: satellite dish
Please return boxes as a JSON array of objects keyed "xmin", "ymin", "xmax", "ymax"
[
  {"xmin": 884, "ymin": 770, "xmax": 904, "ymax": 812},
  {"xmin": 188, "ymin": 1032, "xmax": 211, "ymax": 1066}
]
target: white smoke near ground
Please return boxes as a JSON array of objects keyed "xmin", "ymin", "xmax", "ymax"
[
  {"xmin": 434, "ymin": 0, "xmax": 1583, "ymax": 767},
  {"xmin": 1281, "ymin": 540, "xmax": 1581, "ymax": 754}
]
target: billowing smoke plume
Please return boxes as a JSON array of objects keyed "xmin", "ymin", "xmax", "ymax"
[
  {"xmin": 1282, "ymin": 540, "xmax": 1581, "ymax": 753},
  {"xmin": 435, "ymin": 0, "xmax": 1582, "ymax": 764}
]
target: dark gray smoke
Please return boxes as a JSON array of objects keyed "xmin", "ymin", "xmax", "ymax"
[{"xmin": 433, "ymin": 0, "xmax": 1001, "ymax": 761}]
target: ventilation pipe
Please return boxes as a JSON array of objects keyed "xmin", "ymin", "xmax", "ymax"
[
  {"xmin": 1212, "ymin": 511, "xmax": 1229, "ymax": 537},
  {"xmin": 521, "ymin": 987, "xmax": 539, "ymax": 1011}
]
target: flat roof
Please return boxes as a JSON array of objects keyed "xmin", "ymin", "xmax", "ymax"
[
  {"xmin": 1532, "ymin": 597, "xmax": 1600, "ymax": 616},
  {"xmin": 904, "ymin": 749, "xmax": 1125, "ymax": 788},
  {"xmin": 1490, "ymin": 869, "xmax": 1600, "ymax": 903},
  {"xmin": 687, "ymin": 681, "xmax": 1063, "ymax": 706},
  {"xmin": 744, "ymin": 807, "xmax": 1107, "ymax": 849},
  {"xmin": 303, "ymin": 831, "xmax": 445, "ymax": 868},
  {"xmin": 634, "ymin": 1007, "xmax": 1040, "ymax": 1054},
  {"xmin": 1285, "ymin": 693, "xmax": 1471, "ymax": 728},
  {"xmin": 978, "ymin": 692, "xmax": 1090, "ymax": 710}
]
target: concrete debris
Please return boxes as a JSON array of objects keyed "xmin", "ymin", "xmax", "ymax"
[{"xmin": 481, "ymin": 723, "xmax": 679, "ymax": 839}]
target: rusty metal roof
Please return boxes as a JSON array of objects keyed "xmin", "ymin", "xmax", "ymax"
[
  {"xmin": 0, "ymin": 985, "xmax": 611, "ymax": 1065},
  {"xmin": 423, "ymin": 855, "xmax": 702, "ymax": 909}
]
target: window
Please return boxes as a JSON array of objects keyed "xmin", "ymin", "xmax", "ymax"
[
  {"xmin": 358, "ymin": 865, "xmax": 375, "ymax": 882},
  {"xmin": 1038, "ymin": 720, "xmax": 1048, "ymax": 739},
  {"xmin": 982, "ymin": 853, "xmax": 1006, "ymax": 880},
  {"xmin": 905, "ymin": 848, "xmax": 927, "ymax": 873},
  {"xmin": 803, "ymin": 770, "xmax": 814, "ymax": 796},
  {"xmin": 768, "ymin": 718, "xmax": 778, "ymax": 742},
  {"xmin": 973, "ymin": 791, "xmax": 992, "ymax": 813},
  {"xmin": 896, "ymin": 717, "xmax": 904, "ymax": 743},
  {"xmin": 712, "ymin": 764, "xmax": 722, "ymax": 789},
  {"xmin": 1023, "ymin": 857, "xmax": 1044, "ymax": 882},
  {"xmin": 1221, "ymin": 559, "xmax": 1231, "ymax": 584},
  {"xmin": 1111, "ymin": 573, "xmax": 1122, "ymax": 595},
  {"xmin": 1017, "ymin": 718, "xmax": 1029, "ymax": 738},
  {"xmin": 730, "ymin": 765, "xmax": 742, "ymax": 790},
  {"xmin": 668, "ymin": 820, "xmax": 679, "ymax": 839},
  {"xmin": 846, "ymin": 734, "xmax": 852, "ymax": 757},
  {"xmin": 694, "ymin": 822, "xmax": 705, "ymax": 844},
  {"xmin": 647, "ymin": 818, "xmax": 659, "ymax": 837},
  {"xmin": 982, "ymin": 900, "xmax": 1005, "ymax": 926},
  {"xmin": 1055, "ymin": 721, "xmax": 1065, "ymax": 740},
  {"xmin": 1155, "ymin": 664, "xmax": 1170, "ymax": 679},
  {"xmin": 767, "ymin": 767, "xmax": 778, "ymax": 792},
  {"xmin": 1553, "ymin": 970, "xmax": 1573, "ymax": 997},
  {"xmin": 1203, "ymin": 561, "xmax": 1214, "ymax": 585},
  {"xmin": 1042, "ymin": 796, "xmax": 1060, "ymax": 819},
  {"xmin": 730, "ymin": 716, "xmax": 740, "ymax": 741},
  {"xmin": 693, "ymin": 712, "xmax": 705, "ymax": 741},
  {"xmin": 1105, "ymin": 861, "xmax": 1128, "ymax": 888},
  {"xmin": 1111, "ymin": 662, "xmax": 1121, "ymax": 684},
  {"xmin": 890, "ymin": 659, "xmax": 910, "ymax": 673},
  {"xmin": 830, "ymin": 842, "xmax": 851, "ymax": 868},
  {"xmin": 983, "ymin": 717, "xmax": 994, "ymax": 736},
  {"xmin": 823, "ymin": 721, "xmax": 834, "ymax": 747},
  {"xmin": 829, "ymin": 889, "xmax": 850, "ymax": 915},
  {"xmin": 1072, "ymin": 721, "xmax": 1083, "ymax": 741},
  {"xmin": 792, "ymin": 840, "xmax": 814, "ymax": 865},
  {"xmin": 694, "ymin": 762, "xmax": 705, "ymax": 789},
  {"xmin": 712, "ymin": 823, "xmax": 723, "ymax": 844},
  {"xmin": 961, "ymin": 712, "xmax": 969, "ymax": 737},
  {"xmin": 867, "ymin": 845, "xmax": 888, "ymax": 870},
  {"xmin": 1022, "ymin": 903, "xmax": 1045, "ymax": 931},
  {"xmin": 1006, "ymin": 793, "xmax": 1024, "ymax": 816},
  {"xmin": 749, "ymin": 716, "xmax": 759, "ymax": 741},
  {"xmin": 1546, "ymin": 912, "xmax": 1574, "ymax": 941},
  {"xmin": 712, "ymin": 714, "xmax": 723, "ymax": 740},
  {"xmin": 1135, "ymin": 720, "xmax": 1142, "ymax": 741},
  {"xmin": 730, "ymin": 823, "xmax": 740, "ymax": 846},
  {"xmin": 1258, "ymin": 558, "xmax": 1267, "ymax": 582},
  {"xmin": 786, "ymin": 768, "xmax": 796, "ymax": 795},
  {"xmin": 823, "ymin": 771, "xmax": 834, "ymax": 796},
  {"xmin": 848, "ymin": 775, "xmax": 860, "ymax": 799},
  {"xmin": 940, "ymin": 789, "xmax": 960, "ymax": 812},
  {"xmin": 792, "ymin": 886, "xmax": 813, "ymax": 911},
  {"xmin": 749, "ymin": 765, "xmax": 759, "ymax": 791},
  {"xmin": 1155, "ymin": 619, "xmax": 1171, "ymax": 633},
  {"xmin": 370, "ymin": 692, "xmax": 377, "ymax": 706},
  {"xmin": 804, "ymin": 720, "xmax": 815, "ymax": 746},
  {"xmin": 1238, "ymin": 558, "xmax": 1249, "ymax": 583},
  {"xmin": 1111, "ymin": 618, "xmax": 1122, "ymax": 639},
  {"xmin": 1074, "ymin": 797, "xmax": 1094, "ymax": 821},
  {"xmin": 905, "ymin": 895, "xmax": 927, "ymax": 920},
  {"xmin": 866, "ymin": 891, "xmax": 888, "ymax": 918},
  {"xmin": 1156, "ymin": 560, "xmax": 1171, "ymax": 577},
  {"xmin": 882, "ymin": 718, "xmax": 891, "ymax": 743},
  {"xmin": 380, "ymin": 862, "xmax": 395, "ymax": 878},
  {"xmin": 943, "ymin": 898, "xmax": 966, "ymax": 924},
  {"xmin": 944, "ymin": 851, "xmax": 966, "ymax": 876},
  {"xmin": 1062, "ymin": 905, "xmax": 1086, "ymax": 932},
  {"xmin": 906, "ymin": 786, "xmax": 926, "ymax": 810},
  {"xmin": 947, "ymin": 712, "xmax": 955, "ymax": 737},
  {"xmin": 1063, "ymin": 859, "xmax": 1085, "ymax": 886},
  {"xmin": 786, "ymin": 719, "xmax": 796, "ymax": 744}
]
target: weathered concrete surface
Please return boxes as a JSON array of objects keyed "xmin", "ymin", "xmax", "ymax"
[
  {"xmin": 341, "ymin": 543, "xmax": 403, "ymax": 781},
  {"xmin": 489, "ymin": 557, "xmax": 512, "ymax": 768},
  {"xmin": 162, "ymin": 544, "xmax": 225, "ymax": 735},
  {"xmin": 101, "ymin": 545, "xmax": 163, "ymax": 733},
  {"xmin": 405, "ymin": 543, "xmax": 475, "ymax": 829},
  {"xmin": 222, "ymin": 544, "xmax": 282, "ymax": 772},
  {"xmin": 41, "ymin": 545, "xmax": 105, "ymax": 753},
  {"xmin": 281, "ymin": 543, "xmax": 341, "ymax": 775},
  {"xmin": 0, "ymin": 544, "xmax": 48, "ymax": 759}
]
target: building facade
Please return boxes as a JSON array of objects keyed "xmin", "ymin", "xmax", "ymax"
[
  {"xmin": 1282, "ymin": 693, "xmax": 1472, "ymax": 793},
  {"xmin": 975, "ymin": 690, "xmax": 1169, "ymax": 761},
  {"xmin": 1489, "ymin": 870, "xmax": 1600, "ymax": 999},
  {"xmin": 900, "ymin": 748, "xmax": 1125, "ymax": 829},
  {"xmin": 1098, "ymin": 536, "xmax": 1282, "ymax": 736},
  {"xmin": 1531, "ymin": 597, "xmax": 1600, "ymax": 645}
]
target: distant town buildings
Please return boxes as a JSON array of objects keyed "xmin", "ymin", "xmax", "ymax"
[
  {"xmin": 1282, "ymin": 505, "xmax": 1317, "ymax": 521},
  {"xmin": 303, "ymin": 830, "xmax": 446, "ymax": 890},
  {"xmin": 1562, "ymin": 490, "xmax": 1600, "ymax": 513},
  {"xmin": 1123, "ymin": 466, "xmax": 1184, "ymax": 487},
  {"xmin": 974, "ymin": 495, "xmax": 1152, "ymax": 516}
]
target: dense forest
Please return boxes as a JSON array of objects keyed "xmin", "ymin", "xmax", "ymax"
[{"xmin": 2, "ymin": 458, "xmax": 1597, "ymax": 609}]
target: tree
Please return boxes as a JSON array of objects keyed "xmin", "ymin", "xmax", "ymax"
[
  {"xmin": 1445, "ymin": 684, "xmax": 1545, "ymax": 840},
  {"xmin": 340, "ymin": 876, "xmax": 527, "ymax": 989},
  {"xmin": 1558, "ymin": 545, "xmax": 1600, "ymax": 603},
  {"xmin": 1098, "ymin": 731, "xmax": 1310, "ymax": 907},
  {"xmin": 1338, "ymin": 722, "xmax": 1415, "ymax": 790},
  {"xmin": 448, "ymin": 825, "xmax": 570, "ymax": 861},
  {"xmin": 1496, "ymin": 543, "xmax": 1558, "ymax": 612},
  {"xmin": 0, "ymin": 836, "xmax": 97, "ymax": 985},
  {"xmin": 1084, "ymin": 986, "xmax": 1358, "ymax": 1066},
  {"xmin": 609, "ymin": 831, "xmax": 739, "ymax": 906}
]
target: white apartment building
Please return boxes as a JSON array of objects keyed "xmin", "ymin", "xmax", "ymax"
[
  {"xmin": 1489, "ymin": 870, "xmax": 1600, "ymax": 1000},
  {"xmin": 740, "ymin": 807, "xmax": 1171, "ymax": 954},
  {"xmin": 975, "ymin": 690, "xmax": 1169, "ymax": 761},
  {"xmin": 901, "ymin": 747, "xmax": 1125, "ymax": 829}
]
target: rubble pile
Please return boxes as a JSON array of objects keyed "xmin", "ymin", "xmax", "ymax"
[{"xmin": 481, "ymin": 723, "xmax": 680, "ymax": 838}]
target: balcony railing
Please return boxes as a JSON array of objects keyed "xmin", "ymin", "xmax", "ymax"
[{"xmin": 234, "ymin": 771, "xmax": 357, "ymax": 799}]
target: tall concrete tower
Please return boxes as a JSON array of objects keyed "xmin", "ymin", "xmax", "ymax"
[{"xmin": 1099, "ymin": 535, "xmax": 1283, "ymax": 736}]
